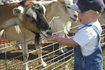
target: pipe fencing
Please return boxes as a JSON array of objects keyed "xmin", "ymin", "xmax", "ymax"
[{"xmin": 0, "ymin": 24, "xmax": 105, "ymax": 70}]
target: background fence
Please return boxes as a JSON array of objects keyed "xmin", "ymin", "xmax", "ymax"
[{"xmin": 0, "ymin": 23, "xmax": 105, "ymax": 70}]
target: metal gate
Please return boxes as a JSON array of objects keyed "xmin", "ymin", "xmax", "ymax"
[{"xmin": 0, "ymin": 23, "xmax": 105, "ymax": 70}]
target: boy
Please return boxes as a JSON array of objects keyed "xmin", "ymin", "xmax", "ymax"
[{"xmin": 47, "ymin": 0, "xmax": 105, "ymax": 70}]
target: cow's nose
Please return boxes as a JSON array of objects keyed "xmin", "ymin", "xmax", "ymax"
[{"xmin": 74, "ymin": 14, "xmax": 77, "ymax": 18}]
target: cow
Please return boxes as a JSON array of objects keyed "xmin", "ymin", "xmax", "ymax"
[
  {"xmin": 0, "ymin": 0, "xmax": 54, "ymax": 69},
  {"xmin": 0, "ymin": 0, "xmax": 78, "ymax": 69},
  {"xmin": 19, "ymin": 0, "xmax": 78, "ymax": 69}
]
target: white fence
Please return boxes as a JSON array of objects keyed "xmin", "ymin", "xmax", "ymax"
[{"xmin": 0, "ymin": 24, "xmax": 105, "ymax": 70}]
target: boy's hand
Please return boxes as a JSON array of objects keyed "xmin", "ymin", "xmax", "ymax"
[{"xmin": 46, "ymin": 35, "xmax": 57, "ymax": 41}]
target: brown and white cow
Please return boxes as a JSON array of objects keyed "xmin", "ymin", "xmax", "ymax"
[{"xmin": 0, "ymin": 0, "xmax": 78, "ymax": 69}]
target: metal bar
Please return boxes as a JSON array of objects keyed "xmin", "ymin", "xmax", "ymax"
[
  {"xmin": 52, "ymin": 57, "xmax": 74, "ymax": 70},
  {"xmin": 43, "ymin": 53, "xmax": 74, "ymax": 70},
  {"xmin": 34, "ymin": 49, "xmax": 73, "ymax": 69}
]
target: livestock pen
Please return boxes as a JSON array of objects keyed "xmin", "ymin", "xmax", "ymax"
[{"xmin": 0, "ymin": 22, "xmax": 105, "ymax": 70}]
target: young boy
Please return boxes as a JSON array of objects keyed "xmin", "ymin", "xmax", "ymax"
[{"xmin": 47, "ymin": 0, "xmax": 105, "ymax": 70}]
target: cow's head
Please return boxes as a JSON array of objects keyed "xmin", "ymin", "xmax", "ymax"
[
  {"xmin": 66, "ymin": 5, "xmax": 78, "ymax": 22},
  {"xmin": 60, "ymin": 0, "xmax": 78, "ymax": 22},
  {"xmin": 13, "ymin": 0, "xmax": 52, "ymax": 37}
]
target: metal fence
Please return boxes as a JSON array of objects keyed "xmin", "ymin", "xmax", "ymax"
[{"xmin": 0, "ymin": 24, "xmax": 105, "ymax": 70}]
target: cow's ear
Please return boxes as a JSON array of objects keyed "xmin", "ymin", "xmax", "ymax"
[
  {"xmin": 60, "ymin": 0, "xmax": 73, "ymax": 5},
  {"xmin": 40, "ymin": 4, "xmax": 46, "ymax": 14},
  {"xmin": 19, "ymin": 0, "xmax": 26, "ymax": 6},
  {"xmin": 13, "ymin": 6, "xmax": 25, "ymax": 15}
]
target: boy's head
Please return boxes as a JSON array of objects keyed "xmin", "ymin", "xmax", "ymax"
[
  {"xmin": 70, "ymin": 0, "xmax": 105, "ymax": 13},
  {"xmin": 69, "ymin": 0, "xmax": 105, "ymax": 24},
  {"xmin": 78, "ymin": 10, "xmax": 100, "ymax": 24}
]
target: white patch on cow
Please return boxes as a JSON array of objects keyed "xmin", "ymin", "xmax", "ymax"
[
  {"xmin": 64, "ymin": 21, "xmax": 72, "ymax": 35},
  {"xmin": 26, "ymin": 8, "xmax": 37, "ymax": 20},
  {"xmin": 17, "ymin": 6, "xmax": 25, "ymax": 14},
  {"xmin": 41, "ymin": 57, "xmax": 47, "ymax": 67},
  {"xmin": 39, "ymin": 4, "xmax": 46, "ymax": 14},
  {"xmin": 14, "ymin": 25, "xmax": 21, "ymax": 34},
  {"xmin": 0, "ymin": 30, "xmax": 4, "ymax": 38},
  {"xmin": 13, "ymin": 6, "xmax": 25, "ymax": 15}
]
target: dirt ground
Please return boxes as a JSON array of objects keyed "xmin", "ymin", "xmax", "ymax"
[{"xmin": 0, "ymin": 42, "xmax": 74, "ymax": 70}]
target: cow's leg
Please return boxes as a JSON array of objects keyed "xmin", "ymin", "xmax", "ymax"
[
  {"xmin": 59, "ymin": 38, "xmax": 68, "ymax": 53},
  {"xmin": 34, "ymin": 33, "xmax": 40, "ymax": 46},
  {"xmin": 14, "ymin": 25, "xmax": 23, "ymax": 50},
  {"xmin": 21, "ymin": 42, "xmax": 29, "ymax": 70},
  {"xmin": 21, "ymin": 43, "xmax": 29, "ymax": 70},
  {"xmin": 59, "ymin": 21, "xmax": 72, "ymax": 53},
  {"xmin": 34, "ymin": 33, "xmax": 47, "ymax": 67}
]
